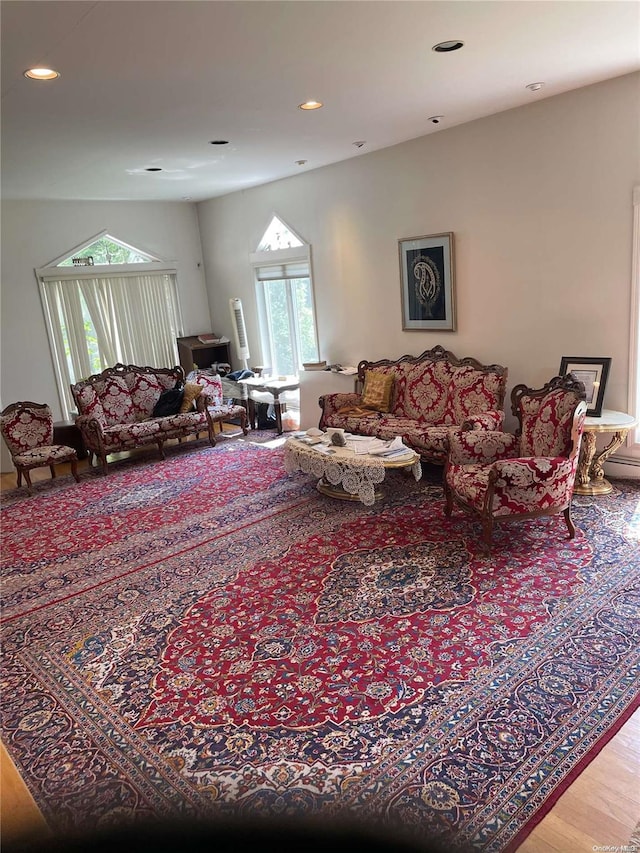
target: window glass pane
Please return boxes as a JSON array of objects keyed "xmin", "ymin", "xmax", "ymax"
[
  {"xmin": 264, "ymin": 280, "xmax": 295, "ymax": 375},
  {"xmin": 292, "ymin": 278, "xmax": 319, "ymax": 364},
  {"xmin": 59, "ymin": 236, "xmax": 152, "ymax": 266}
]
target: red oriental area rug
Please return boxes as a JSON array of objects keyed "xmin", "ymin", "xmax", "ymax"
[{"xmin": 1, "ymin": 440, "xmax": 639, "ymax": 851}]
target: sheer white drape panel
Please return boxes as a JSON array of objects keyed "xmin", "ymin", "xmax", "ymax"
[
  {"xmin": 42, "ymin": 280, "xmax": 94, "ymax": 417},
  {"xmin": 40, "ymin": 271, "xmax": 183, "ymax": 419},
  {"xmin": 76, "ymin": 274, "xmax": 181, "ymax": 368}
]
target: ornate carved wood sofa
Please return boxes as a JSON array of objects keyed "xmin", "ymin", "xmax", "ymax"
[
  {"xmin": 318, "ymin": 346, "xmax": 508, "ymax": 464},
  {"xmin": 71, "ymin": 363, "xmax": 247, "ymax": 474}
]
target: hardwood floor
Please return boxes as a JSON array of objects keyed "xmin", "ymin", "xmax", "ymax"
[{"xmin": 1, "ymin": 456, "xmax": 639, "ymax": 850}]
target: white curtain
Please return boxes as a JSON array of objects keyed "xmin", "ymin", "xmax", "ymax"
[{"xmin": 40, "ymin": 271, "xmax": 183, "ymax": 418}]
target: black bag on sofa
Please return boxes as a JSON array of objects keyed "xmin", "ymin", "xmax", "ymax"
[{"xmin": 153, "ymin": 381, "xmax": 184, "ymax": 417}]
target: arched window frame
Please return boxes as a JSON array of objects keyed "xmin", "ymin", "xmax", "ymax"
[
  {"xmin": 36, "ymin": 231, "xmax": 183, "ymax": 419},
  {"xmin": 249, "ymin": 215, "xmax": 320, "ymax": 376}
]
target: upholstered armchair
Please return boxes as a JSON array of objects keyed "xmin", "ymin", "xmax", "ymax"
[
  {"xmin": 0, "ymin": 401, "xmax": 80, "ymax": 495},
  {"xmin": 443, "ymin": 375, "xmax": 587, "ymax": 545},
  {"xmin": 187, "ymin": 370, "xmax": 249, "ymax": 436}
]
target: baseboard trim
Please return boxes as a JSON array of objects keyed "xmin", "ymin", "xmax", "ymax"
[{"xmin": 605, "ymin": 455, "xmax": 640, "ymax": 479}]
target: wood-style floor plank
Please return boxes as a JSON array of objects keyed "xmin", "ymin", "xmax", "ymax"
[{"xmin": 0, "ymin": 743, "xmax": 51, "ymax": 845}]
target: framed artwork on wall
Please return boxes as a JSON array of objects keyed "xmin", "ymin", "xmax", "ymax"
[
  {"xmin": 559, "ymin": 356, "xmax": 611, "ymax": 417},
  {"xmin": 399, "ymin": 232, "xmax": 455, "ymax": 331}
]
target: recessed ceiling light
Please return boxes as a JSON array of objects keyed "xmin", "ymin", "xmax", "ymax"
[
  {"xmin": 295, "ymin": 160, "xmax": 308, "ymax": 166},
  {"xmin": 526, "ymin": 82, "xmax": 545, "ymax": 92},
  {"xmin": 24, "ymin": 67, "xmax": 60, "ymax": 80},
  {"xmin": 145, "ymin": 167, "xmax": 163, "ymax": 172},
  {"xmin": 298, "ymin": 100, "xmax": 323, "ymax": 111},
  {"xmin": 353, "ymin": 141, "xmax": 366, "ymax": 149},
  {"xmin": 432, "ymin": 41, "xmax": 464, "ymax": 53},
  {"xmin": 209, "ymin": 140, "xmax": 229, "ymax": 145}
]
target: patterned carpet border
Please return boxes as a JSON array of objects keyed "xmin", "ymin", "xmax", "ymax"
[{"xmin": 1, "ymin": 438, "xmax": 638, "ymax": 851}]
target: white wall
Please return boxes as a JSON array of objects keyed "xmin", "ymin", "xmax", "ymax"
[
  {"xmin": 2, "ymin": 74, "xmax": 638, "ymax": 475},
  {"xmin": 197, "ymin": 73, "xmax": 640, "ymax": 441},
  {"xmin": 1, "ymin": 199, "xmax": 209, "ymax": 469}
]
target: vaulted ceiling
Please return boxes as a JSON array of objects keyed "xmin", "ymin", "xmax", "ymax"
[{"xmin": 2, "ymin": 1, "xmax": 638, "ymax": 202}]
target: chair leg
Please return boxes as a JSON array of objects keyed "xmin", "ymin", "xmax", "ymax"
[
  {"xmin": 100, "ymin": 454, "xmax": 109, "ymax": 475},
  {"xmin": 481, "ymin": 517, "xmax": 493, "ymax": 546},
  {"xmin": 564, "ymin": 506, "xmax": 576, "ymax": 539},
  {"xmin": 23, "ymin": 468, "xmax": 33, "ymax": 495},
  {"xmin": 443, "ymin": 483, "xmax": 453, "ymax": 517},
  {"xmin": 70, "ymin": 458, "xmax": 81, "ymax": 484},
  {"xmin": 50, "ymin": 464, "xmax": 57, "ymax": 478},
  {"xmin": 16, "ymin": 468, "xmax": 23, "ymax": 488}
]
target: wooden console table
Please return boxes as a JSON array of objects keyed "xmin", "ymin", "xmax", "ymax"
[
  {"xmin": 177, "ymin": 335, "xmax": 232, "ymax": 374},
  {"xmin": 574, "ymin": 408, "xmax": 637, "ymax": 495}
]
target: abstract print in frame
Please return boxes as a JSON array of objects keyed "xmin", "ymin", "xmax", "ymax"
[{"xmin": 399, "ymin": 232, "xmax": 455, "ymax": 331}]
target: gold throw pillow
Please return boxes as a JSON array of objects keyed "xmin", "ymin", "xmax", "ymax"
[
  {"xmin": 179, "ymin": 382, "xmax": 203, "ymax": 413},
  {"xmin": 360, "ymin": 370, "xmax": 394, "ymax": 412}
]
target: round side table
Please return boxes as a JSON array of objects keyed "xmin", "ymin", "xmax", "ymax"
[{"xmin": 574, "ymin": 408, "xmax": 637, "ymax": 495}]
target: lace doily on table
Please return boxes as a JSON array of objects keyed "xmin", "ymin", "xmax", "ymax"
[{"xmin": 284, "ymin": 441, "xmax": 422, "ymax": 506}]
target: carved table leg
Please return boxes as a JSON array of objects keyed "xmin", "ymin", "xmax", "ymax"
[
  {"xmin": 574, "ymin": 429, "xmax": 629, "ymax": 496},
  {"xmin": 576, "ymin": 432, "xmax": 596, "ymax": 489}
]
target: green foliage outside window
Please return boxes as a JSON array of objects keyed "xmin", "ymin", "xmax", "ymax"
[
  {"xmin": 59, "ymin": 236, "xmax": 150, "ymax": 266},
  {"xmin": 264, "ymin": 278, "xmax": 318, "ymax": 375}
]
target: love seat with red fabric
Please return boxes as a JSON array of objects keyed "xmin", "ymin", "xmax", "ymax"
[
  {"xmin": 318, "ymin": 346, "xmax": 508, "ymax": 465},
  {"xmin": 71, "ymin": 363, "xmax": 247, "ymax": 474}
]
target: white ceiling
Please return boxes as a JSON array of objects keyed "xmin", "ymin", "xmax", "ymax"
[{"xmin": 2, "ymin": 0, "xmax": 639, "ymax": 203}]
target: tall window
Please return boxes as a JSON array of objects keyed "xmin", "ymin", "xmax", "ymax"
[
  {"xmin": 251, "ymin": 217, "xmax": 319, "ymax": 376},
  {"xmin": 630, "ymin": 186, "xmax": 640, "ymax": 451},
  {"xmin": 38, "ymin": 233, "xmax": 183, "ymax": 418}
]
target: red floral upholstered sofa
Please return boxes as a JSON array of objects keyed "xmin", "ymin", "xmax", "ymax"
[
  {"xmin": 71, "ymin": 363, "xmax": 247, "ymax": 474},
  {"xmin": 319, "ymin": 346, "xmax": 508, "ymax": 464}
]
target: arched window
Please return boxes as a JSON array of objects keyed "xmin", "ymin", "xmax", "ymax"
[
  {"xmin": 250, "ymin": 216, "xmax": 319, "ymax": 376},
  {"xmin": 37, "ymin": 231, "xmax": 183, "ymax": 419}
]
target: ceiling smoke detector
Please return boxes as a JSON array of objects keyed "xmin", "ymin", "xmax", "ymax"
[
  {"xmin": 432, "ymin": 41, "xmax": 464, "ymax": 53},
  {"xmin": 353, "ymin": 141, "xmax": 366, "ymax": 148},
  {"xmin": 526, "ymin": 82, "xmax": 545, "ymax": 92}
]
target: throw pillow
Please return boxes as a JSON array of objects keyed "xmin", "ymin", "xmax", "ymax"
[
  {"xmin": 179, "ymin": 382, "xmax": 203, "ymax": 413},
  {"xmin": 152, "ymin": 382, "xmax": 185, "ymax": 417},
  {"xmin": 361, "ymin": 370, "xmax": 394, "ymax": 412}
]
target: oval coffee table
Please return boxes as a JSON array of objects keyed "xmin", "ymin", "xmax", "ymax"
[{"xmin": 283, "ymin": 436, "xmax": 422, "ymax": 505}]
